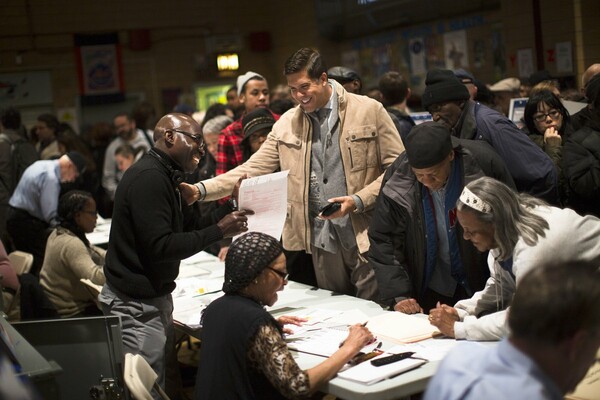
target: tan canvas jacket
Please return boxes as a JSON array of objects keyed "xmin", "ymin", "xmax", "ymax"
[{"xmin": 203, "ymin": 82, "xmax": 404, "ymax": 253}]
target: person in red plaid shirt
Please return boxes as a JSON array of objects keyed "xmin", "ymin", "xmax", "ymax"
[{"xmin": 216, "ymin": 71, "xmax": 280, "ymax": 177}]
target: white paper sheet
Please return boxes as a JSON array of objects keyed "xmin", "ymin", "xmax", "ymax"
[
  {"xmin": 337, "ymin": 355, "xmax": 426, "ymax": 385},
  {"xmin": 237, "ymin": 170, "xmax": 289, "ymax": 240},
  {"xmin": 367, "ymin": 312, "xmax": 440, "ymax": 343}
]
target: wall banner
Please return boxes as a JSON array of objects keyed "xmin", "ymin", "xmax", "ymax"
[{"xmin": 74, "ymin": 33, "xmax": 125, "ymax": 105}]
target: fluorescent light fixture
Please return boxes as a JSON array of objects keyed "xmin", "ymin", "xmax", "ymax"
[{"xmin": 217, "ymin": 53, "xmax": 239, "ymax": 71}]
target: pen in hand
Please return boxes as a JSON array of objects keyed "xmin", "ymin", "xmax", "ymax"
[{"xmin": 339, "ymin": 321, "xmax": 369, "ymax": 348}]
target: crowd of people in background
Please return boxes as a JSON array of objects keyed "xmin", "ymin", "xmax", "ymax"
[{"xmin": 1, "ymin": 49, "xmax": 600, "ymax": 399}]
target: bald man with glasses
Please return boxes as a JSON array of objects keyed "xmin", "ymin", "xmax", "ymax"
[{"xmin": 99, "ymin": 113, "xmax": 251, "ymax": 399}]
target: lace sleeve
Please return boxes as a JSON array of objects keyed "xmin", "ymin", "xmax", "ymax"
[{"xmin": 247, "ymin": 323, "xmax": 311, "ymax": 399}]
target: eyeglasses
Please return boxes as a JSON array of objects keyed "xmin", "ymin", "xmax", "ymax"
[
  {"xmin": 169, "ymin": 129, "xmax": 206, "ymax": 149},
  {"xmin": 533, "ymin": 110, "xmax": 561, "ymax": 122},
  {"xmin": 266, "ymin": 267, "xmax": 288, "ymax": 281}
]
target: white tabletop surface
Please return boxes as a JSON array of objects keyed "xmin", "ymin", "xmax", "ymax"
[{"xmin": 172, "ymin": 251, "xmax": 472, "ymax": 400}]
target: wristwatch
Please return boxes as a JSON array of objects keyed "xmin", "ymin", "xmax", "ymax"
[{"xmin": 227, "ymin": 198, "xmax": 238, "ymax": 211}]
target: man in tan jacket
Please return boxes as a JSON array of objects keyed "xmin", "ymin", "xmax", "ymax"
[{"xmin": 181, "ymin": 48, "xmax": 404, "ymax": 300}]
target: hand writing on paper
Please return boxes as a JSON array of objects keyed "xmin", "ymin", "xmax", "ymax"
[
  {"xmin": 340, "ymin": 323, "xmax": 375, "ymax": 354},
  {"xmin": 394, "ymin": 298, "xmax": 424, "ymax": 314},
  {"xmin": 277, "ymin": 315, "xmax": 307, "ymax": 334},
  {"xmin": 428, "ymin": 302, "xmax": 459, "ymax": 338},
  {"xmin": 319, "ymin": 196, "xmax": 356, "ymax": 220}
]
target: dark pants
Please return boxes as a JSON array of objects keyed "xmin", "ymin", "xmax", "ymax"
[
  {"xmin": 6, "ymin": 206, "xmax": 50, "ymax": 277},
  {"xmin": 284, "ymin": 249, "xmax": 317, "ymax": 287},
  {"xmin": 420, "ymin": 285, "xmax": 469, "ymax": 314}
]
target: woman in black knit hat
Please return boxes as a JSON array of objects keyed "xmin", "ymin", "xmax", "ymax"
[{"xmin": 194, "ymin": 232, "xmax": 374, "ymax": 400}]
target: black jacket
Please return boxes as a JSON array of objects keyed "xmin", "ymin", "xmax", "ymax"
[
  {"xmin": 195, "ymin": 294, "xmax": 285, "ymax": 400},
  {"xmin": 368, "ymin": 140, "xmax": 514, "ymax": 307},
  {"xmin": 563, "ymin": 125, "xmax": 600, "ymax": 217},
  {"xmin": 104, "ymin": 148, "xmax": 231, "ymax": 298}
]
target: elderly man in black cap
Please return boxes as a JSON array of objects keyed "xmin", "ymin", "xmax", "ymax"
[
  {"xmin": 422, "ymin": 69, "xmax": 558, "ymax": 204},
  {"xmin": 7, "ymin": 151, "xmax": 86, "ymax": 275},
  {"xmin": 368, "ymin": 122, "xmax": 515, "ymax": 314}
]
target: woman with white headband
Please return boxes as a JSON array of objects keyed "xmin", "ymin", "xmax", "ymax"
[{"xmin": 428, "ymin": 176, "xmax": 600, "ymax": 341}]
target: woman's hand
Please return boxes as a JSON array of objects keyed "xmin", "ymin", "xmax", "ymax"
[
  {"xmin": 340, "ymin": 323, "xmax": 375, "ymax": 353},
  {"xmin": 428, "ymin": 303, "xmax": 459, "ymax": 338},
  {"xmin": 277, "ymin": 315, "xmax": 307, "ymax": 334},
  {"xmin": 544, "ymin": 126, "xmax": 562, "ymax": 146},
  {"xmin": 394, "ymin": 298, "xmax": 423, "ymax": 314}
]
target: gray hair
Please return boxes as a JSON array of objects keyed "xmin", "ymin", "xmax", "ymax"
[{"xmin": 457, "ymin": 177, "xmax": 549, "ymax": 260}]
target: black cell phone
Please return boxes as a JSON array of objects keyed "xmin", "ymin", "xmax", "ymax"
[{"xmin": 319, "ymin": 202, "xmax": 341, "ymax": 217}]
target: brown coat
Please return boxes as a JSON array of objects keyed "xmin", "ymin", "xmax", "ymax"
[{"xmin": 203, "ymin": 83, "xmax": 404, "ymax": 253}]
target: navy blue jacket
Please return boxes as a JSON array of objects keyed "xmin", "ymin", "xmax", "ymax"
[{"xmin": 455, "ymin": 101, "xmax": 558, "ymax": 203}]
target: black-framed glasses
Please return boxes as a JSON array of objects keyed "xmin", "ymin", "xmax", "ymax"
[
  {"xmin": 533, "ymin": 109, "xmax": 561, "ymax": 122},
  {"xmin": 266, "ymin": 266, "xmax": 288, "ymax": 281},
  {"xmin": 169, "ymin": 129, "xmax": 205, "ymax": 149}
]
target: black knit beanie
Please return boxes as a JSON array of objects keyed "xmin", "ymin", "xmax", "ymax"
[
  {"xmin": 222, "ymin": 232, "xmax": 283, "ymax": 294},
  {"xmin": 404, "ymin": 121, "xmax": 453, "ymax": 169},
  {"xmin": 422, "ymin": 69, "xmax": 470, "ymax": 109}
]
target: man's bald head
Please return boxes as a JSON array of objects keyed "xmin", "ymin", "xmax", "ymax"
[
  {"xmin": 153, "ymin": 113, "xmax": 200, "ymax": 142},
  {"xmin": 582, "ymin": 64, "xmax": 600, "ymax": 89}
]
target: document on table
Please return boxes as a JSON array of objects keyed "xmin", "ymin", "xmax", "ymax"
[
  {"xmin": 286, "ymin": 326, "xmax": 380, "ymax": 357},
  {"xmin": 284, "ymin": 307, "xmax": 376, "ymax": 356},
  {"xmin": 337, "ymin": 354, "xmax": 426, "ymax": 385},
  {"xmin": 237, "ymin": 170, "xmax": 289, "ymax": 240},
  {"xmin": 367, "ymin": 312, "xmax": 440, "ymax": 343}
]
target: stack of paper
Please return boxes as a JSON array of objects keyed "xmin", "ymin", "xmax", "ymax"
[
  {"xmin": 367, "ymin": 312, "xmax": 440, "ymax": 343},
  {"xmin": 337, "ymin": 355, "xmax": 426, "ymax": 385}
]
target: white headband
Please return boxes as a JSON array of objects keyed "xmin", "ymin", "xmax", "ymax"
[{"xmin": 459, "ymin": 187, "xmax": 492, "ymax": 214}]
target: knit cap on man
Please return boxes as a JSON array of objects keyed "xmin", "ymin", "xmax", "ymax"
[
  {"xmin": 422, "ymin": 69, "xmax": 470, "ymax": 109},
  {"xmin": 404, "ymin": 122, "xmax": 453, "ymax": 169},
  {"xmin": 236, "ymin": 71, "xmax": 265, "ymax": 96},
  {"xmin": 67, "ymin": 151, "xmax": 87, "ymax": 174}
]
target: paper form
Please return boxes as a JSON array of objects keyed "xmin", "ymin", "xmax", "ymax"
[
  {"xmin": 367, "ymin": 312, "xmax": 440, "ymax": 343},
  {"xmin": 237, "ymin": 170, "xmax": 289, "ymax": 240}
]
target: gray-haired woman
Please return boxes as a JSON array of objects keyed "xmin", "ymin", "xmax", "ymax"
[{"xmin": 428, "ymin": 176, "xmax": 600, "ymax": 341}]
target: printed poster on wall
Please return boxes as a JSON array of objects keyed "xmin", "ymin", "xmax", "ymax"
[
  {"xmin": 556, "ymin": 41, "xmax": 573, "ymax": 73},
  {"xmin": 409, "ymin": 37, "xmax": 426, "ymax": 75},
  {"xmin": 517, "ymin": 48, "xmax": 534, "ymax": 78},
  {"xmin": 443, "ymin": 30, "xmax": 469, "ymax": 69},
  {"xmin": 74, "ymin": 33, "xmax": 125, "ymax": 105}
]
